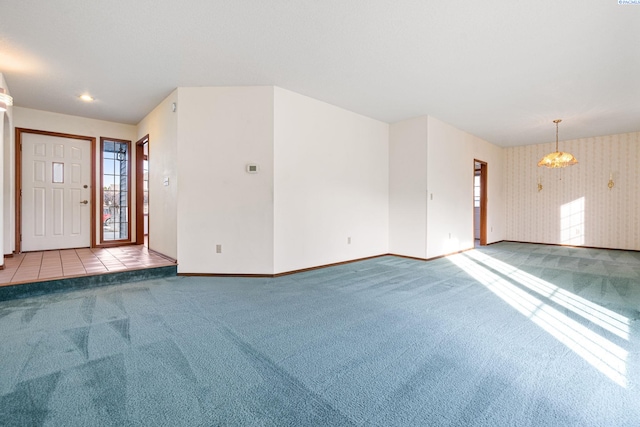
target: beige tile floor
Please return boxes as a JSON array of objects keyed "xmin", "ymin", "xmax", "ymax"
[{"xmin": 0, "ymin": 245, "xmax": 176, "ymax": 287}]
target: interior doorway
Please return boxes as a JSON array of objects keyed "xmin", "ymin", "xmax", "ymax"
[
  {"xmin": 135, "ymin": 135, "xmax": 149, "ymax": 247},
  {"xmin": 474, "ymin": 160, "xmax": 487, "ymax": 246}
]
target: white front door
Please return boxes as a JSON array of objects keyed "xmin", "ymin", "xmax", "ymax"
[{"xmin": 21, "ymin": 133, "xmax": 91, "ymax": 251}]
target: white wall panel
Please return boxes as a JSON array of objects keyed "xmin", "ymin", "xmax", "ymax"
[
  {"xmin": 426, "ymin": 116, "xmax": 506, "ymax": 258},
  {"xmin": 389, "ymin": 116, "xmax": 428, "ymax": 258},
  {"xmin": 1, "ymin": 73, "xmax": 14, "ymax": 256},
  {"xmin": 136, "ymin": 91, "xmax": 178, "ymax": 258},
  {"xmin": 176, "ymin": 87, "xmax": 273, "ymax": 274},
  {"xmin": 273, "ymin": 87, "xmax": 389, "ymax": 274}
]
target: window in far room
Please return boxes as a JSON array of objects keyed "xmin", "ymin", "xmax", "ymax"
[{"xmin": 474, "ymin": 174, "xmax": 481, "ymax": 208}]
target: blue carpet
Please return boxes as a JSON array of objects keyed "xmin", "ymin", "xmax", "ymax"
[{"xmin": 0, "ymin": 242, "xmax": 639, "ymax": 426}]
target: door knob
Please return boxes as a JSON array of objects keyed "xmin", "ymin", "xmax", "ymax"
[{"xmin": 80, "ymin": 200, "xmax": 88, "ymax": 204}]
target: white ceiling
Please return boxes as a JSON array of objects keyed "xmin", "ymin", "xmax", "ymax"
[{"xmin": 1, "ymin": 0, "xmax": 639, "ymax": 147}]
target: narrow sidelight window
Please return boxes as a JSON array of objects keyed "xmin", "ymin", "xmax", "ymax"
[{"xmin": 101, "ymin": 138, "xmax": 131, "ymax": 243}]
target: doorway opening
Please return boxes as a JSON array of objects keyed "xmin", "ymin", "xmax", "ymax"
[
  {"xmin": 474, "ymin": 160, "xmax": 488, "ymax": 246},
  {"xmin": 135, "ymin": 135, "xmax": 149, "ymax": 247}
]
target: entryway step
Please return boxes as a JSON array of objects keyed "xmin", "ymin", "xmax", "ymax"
[{"xmin": 0, "ymin": 265, "xmax": 177, "ymax": 301}]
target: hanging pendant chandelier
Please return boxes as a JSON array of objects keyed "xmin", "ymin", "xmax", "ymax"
[{"xmin": 537, "ymin": 119, "xmax": 578, "ymax": 168}]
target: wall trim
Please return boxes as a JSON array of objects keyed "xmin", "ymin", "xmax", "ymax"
[
  {"xmin": 178, "ymin": 241, "xmax": 608, "ymax": 278},
  {"xmin": 502, "ymin": 240, "xmax": 640, "ymax": 253},
  {"xmin": 178, "ymin": 254, "xmax": 390, "ymax": 278},
  {"xmin": 148, "ymin": 248, "xmax": 176, "ymax": 263},
  {"xmin": 178, "ymin": 273, "xmax": 275, "ymax": 278},
  {"xmin": 95, "ymin": 241, "xmax": 139, "ymax": 249},
  {"xmin": 273, "ymin": 254, "xmax": 388, "ymax": 277},
  {"xmin": 390, "ymin": 247, "xmax": 477, "ymax": 262},
  {"xmin": 177, "ymin": 246, "xmax": 519, "ymax": 278},
  {"xmin": 481, "ymin": 240, "xmax": 504, "ymax": 247}
]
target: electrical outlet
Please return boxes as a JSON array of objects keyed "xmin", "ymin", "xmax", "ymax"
[
  {"xmin": 449, "ymin": 233, "xmax": 451, "ymax": 239},
  {"xmin": 216, "ymin": 244, "xmax": 222, "ymax": 254},
  {"xmin": 347, "ymin": 237, "xmax": 351, "ymax": 244}
]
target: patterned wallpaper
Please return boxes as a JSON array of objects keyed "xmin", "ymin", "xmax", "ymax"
[{"xmin": 505, "ymin": 132, "xmax": 640, "ymax": 250}]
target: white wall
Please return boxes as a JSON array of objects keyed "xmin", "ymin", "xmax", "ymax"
[
  {"xmin": 273, "ymin": 87, "xmax": 389, "ymax": 273},
  {"xmin": 388, "ymin": 115, "xmax": 505, "ymax": 260},
  {"xmin": 12, "ymin": 107, "xmax": 137, "ymax": 251},
  {"xmin": 389, "ymin": 116, "xmax": 428, "ymax": 258},
  {"xmin": 505, "ymin": 132, "xmax": 640, "ymax": 250},
  {"xmin": 137, "ymin": 91, "xmax": 178, "ymax": 260},
  {"xmin": 176, "ymin": 87, "xmax": 274, "ymax": 274},
  {"xmin": 426, "ymin": 116, "xmax": 505, "ymax": 258},
  {"xmin": 6, "ymin": 85, "xmax": 511, "ymax": 274},
  {"xmin": 0, "ymin": 73, "xmax": 12, "ymax": 258}
]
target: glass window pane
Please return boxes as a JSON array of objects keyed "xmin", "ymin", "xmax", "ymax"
[
  {"xmin": 52, "ymin": 162, "xmax": 64, "ymax": 183},
  {"xmin": 103, "ymin": 175, "xmax": 115, "ymax": 188},
  {"xmin": 101, "ymin": 138, "xmax": 131, "ymax": 242}
]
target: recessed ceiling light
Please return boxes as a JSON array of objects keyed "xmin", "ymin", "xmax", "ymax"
[{"xmin": 80, "ymin": 94, "xmax": 94, "ymax": 102}]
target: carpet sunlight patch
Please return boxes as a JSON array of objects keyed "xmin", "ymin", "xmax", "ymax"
[{"xmin": 449, "ymin": 251, "xmax": 628, "ymax": 388}]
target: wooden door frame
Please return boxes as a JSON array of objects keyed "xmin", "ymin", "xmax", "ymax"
[
  {"xmin": 15, "ymin": 128, "xmax": 96, "ymax": 253},
  {"xmin": 135, "ymin": 135, "xmax": 149, "ymax": 246},
  {"xmin": 474, "ymin": 159, "xmax": 488, "ymax": 246}
]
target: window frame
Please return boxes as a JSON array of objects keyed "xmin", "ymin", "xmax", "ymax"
[{"xmin": 99, "ymin": 137, "xmax": 132, "ymax": 246}]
